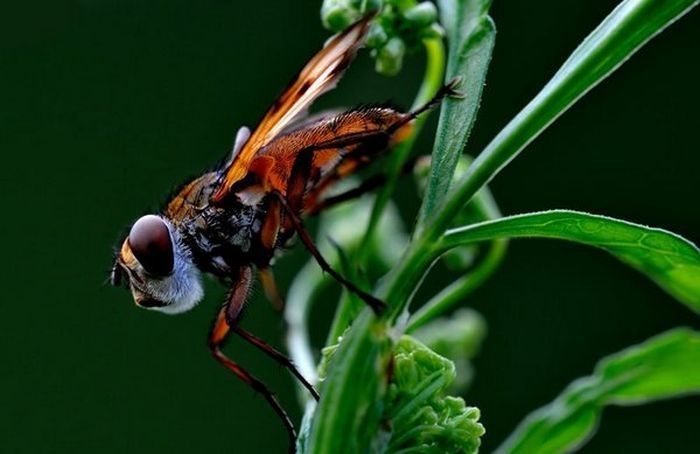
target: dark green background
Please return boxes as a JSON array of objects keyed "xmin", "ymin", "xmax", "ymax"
[{"xmin": 2, "ymin": 1, "xmax": 698, "ymax": 453}]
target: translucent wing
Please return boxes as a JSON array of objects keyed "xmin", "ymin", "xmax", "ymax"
[{"xmin": 211, "ymin": 15, "xmax": 373, "ymax": 202}]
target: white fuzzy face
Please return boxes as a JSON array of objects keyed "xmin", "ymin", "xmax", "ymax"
[{"xmin": 113, "ymin": 215, "xmax": 204, "ymax": 315}]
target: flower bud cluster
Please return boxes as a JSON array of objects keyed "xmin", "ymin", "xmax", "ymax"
[{"xmin": 321, "ymin": 0, "xmax": 443, "ymax": 76}]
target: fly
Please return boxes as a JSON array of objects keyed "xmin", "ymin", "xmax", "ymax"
[{"xmin": 110, "ymin": 14, "xmax": 458, "ymax": 452}]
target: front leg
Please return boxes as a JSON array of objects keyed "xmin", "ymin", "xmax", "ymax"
[{"xmin": 208, "ymin": 266, "xmax": 297, "ymax": 452}]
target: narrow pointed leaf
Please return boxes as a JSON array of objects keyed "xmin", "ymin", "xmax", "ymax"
[
  {"xmin": 442, "ymin": 210, "xmax": 700, "ymax": 310},
  {"xmin": 417, "ymin": 0, "xmax": 495, "ymax": 227}
]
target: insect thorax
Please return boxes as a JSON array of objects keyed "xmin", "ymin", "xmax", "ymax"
[
  {"xmin": 166, "ymin": 173, "xmax": 272, "ymax": 276},
  {"xmin": 184, "ymin": 200, "xmax": 271, "ymax": 273}
]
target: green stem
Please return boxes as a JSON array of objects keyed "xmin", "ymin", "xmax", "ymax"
[
  {"xmin": 304, "ymin": 310, "xmax": 392, "ymax": 453},
  {"xmin": 381, "ymin": 240, "xmax": 435, "ymax": 315}
]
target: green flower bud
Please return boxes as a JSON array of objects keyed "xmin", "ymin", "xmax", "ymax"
[
  {"xmin": 352, "ymin": 0, "xmax": 383, "ymax": 11},
  {"xmin": 321, "ymin": 0, "xmax": 362, "ymax": 32},
  {"xmin": 385, "ymin": 336, "xmax": 485, "ymax": 453},
  {"xmin": 375, "ymin": 37, "xmax": 406, "ymax": 76},
  {"xmin": 366, "ymin": 22, "xmax": 389, "ymax": 47},
  {"xmin": 321, "ymin": 0, "xmax": 444, "ymax": 77},
  {"xmin": 403, "ymin": 2, "xmax": 438, "ymax": 28},
  {"xmin": 412, "ymin": 155, "xmax": 431, "ymax": 194},
  {"xmin": 318, "ymin": 333, "xmax": 485, "ymax": 452},
  {"xmin": 391, "ymin": 0, "xmax": 417, "ymax": 14}
]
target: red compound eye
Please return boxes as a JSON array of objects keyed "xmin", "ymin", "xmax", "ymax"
[{"xmin": 128, "ymin": 215, "xmax": 174, "ymax": 277}]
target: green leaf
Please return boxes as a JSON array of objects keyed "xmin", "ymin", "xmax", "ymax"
[
  {"xmin": 425, "ymin": 0, "xmax": 699, "ymax": 241},
  {"xmin": 497, "ymin": 328, "xmax": 700, "ymax": 454},
  {"xmin": 302, "ymin": 311, "xmax": 392, "ymax": 454},
  {"xmin": 375, "ymin": 36, "xmax": 406, "ymax": 76},
  {"xmin": 416, "ymin": 0, "xmax": 495, "ymax": 229},
  {"xmin": 441, "ymin": 210, "xmax": 700, "ymax": 311}
]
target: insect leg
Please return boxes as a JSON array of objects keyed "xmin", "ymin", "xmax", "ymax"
[
  {"xmin": 384, "ymin": 77, "xmax": 464, "ymax": 134},
  {"xmin": 307, "ymin": 155, "xmax": 421, "ymax": 214},
  {"xmin": 232, "ymin": 325, "xmax": 320, "ymax": 401},
  {"xmin": 280, "ymin": 130, "xmax": 396, "ymax": 219},
  {"xmin": 258, "ymin": 267, "xmax": 285, "ymax": 311},
  {"xmin": 256, "ymin": 195, "xmax": 287, "ymax": 311},
  {"xmin": 208, "ymin": 267, "xmax": 297, "ymax": 453},
  {"xmin": 273, "ymin": 190, "xmax": 387, "ymax": 314}
]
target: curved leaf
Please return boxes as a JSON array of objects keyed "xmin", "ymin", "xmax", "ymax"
[
  {"xmin": 441, "ymin": 210, "xmax": 700, "ymax": 310},
  {"xmin": 496, "ymin": 328, "xmax": 700, "ymax": 454}
]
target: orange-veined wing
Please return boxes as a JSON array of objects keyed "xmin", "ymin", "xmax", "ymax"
[
  {"xmin": 254, "ymin": 106, "xmax": 411, "ymax": 197},
  {"xmin": 210, "ymin": 15, "xmax": 373, "ymax": 203}
]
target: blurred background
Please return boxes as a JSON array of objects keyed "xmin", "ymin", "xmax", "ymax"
[{"xmin": 1, "ymin": 1, "xmax": 698, "ymax": 452}]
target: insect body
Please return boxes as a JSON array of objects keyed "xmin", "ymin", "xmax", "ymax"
[{"xmin": 111, "ymin": 15, "xmax": 456, "ymax": 452}]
